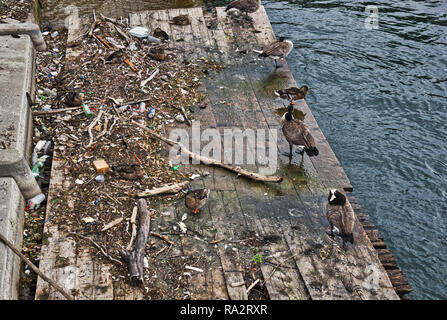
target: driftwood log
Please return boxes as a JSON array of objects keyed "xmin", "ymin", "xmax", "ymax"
[
  {"xmin": 131, "ymin": 120, "xmax": 283, "ymax": 183},
  {"xmin": 120, "ymin": 199, "xmax": 151, "ymax": 286}
]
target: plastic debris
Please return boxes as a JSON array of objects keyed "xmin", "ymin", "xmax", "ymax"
[
  {"xmin": 27, "ymin": 193, "xmax": 46, "ymax": 210},
  {"xmin": 178, "ymin": 222, "xmax": 187, "ymax": 233},
  {"xmin": 83, "ymin": 103, "xmax": 93, "ymax": 117},
  {"xmin": 139, "ymin": 102, "xmax": 146, "ymax": 113},
  {"xmin": 129, "ymin": 27, "xmax": 149, "ymax": 39},
  {"xmin": 95, "ymin": 174, "xmax": 105, "ymax": 183},
  {"xmin": 147, "ymin": 107, "xmax": 155, "ymax": 119},
  {"xmin": 175, "ymin": 114, "xmax": 185, "ymax": 123}
]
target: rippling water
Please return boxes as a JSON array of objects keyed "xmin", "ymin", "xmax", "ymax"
[
  {"xmin": 261, "ymin": 0, "xmax": 447, "ymax": 299},
  {"xmin": 43, "ymin": 0, "xmax": 447, "ymax": 299}
]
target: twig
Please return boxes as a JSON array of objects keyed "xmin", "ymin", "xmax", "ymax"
[
  {"xmin": 107, "ymin": 98, "xmax": 122, "ymax": 118},
  {"xmin": 136, "ymin": 181, "xmax": 189, "ymax": 198},
  {"xmin": 265, "ymin": 254, "xmax": 298, "ymax": 283},
  {"xmin": 151, "ymin": 232, "xmax": 174, "ymax": 245},
  {"xmin": 86, "ymin": 110, "xmax": 104, "ymax": 148},
  {"xmin": 95, "ymin": 114, "xmax": 110, "ymax": 141},
  {"xmin": 101, "ymin": 217, "xmax": 124, "ymax": 232},
  {"xmin": 107, "ymin": 116, "xmax": 118, "ymax": 135},
  {"xmin": 246, "ymin": 279, "xmax": 260, "ymax": 295},
  {"xmin": 32, "ymin": 106, "xmax": 82, "ymax": 116},
  {"xmin": 141, "ymin": 68, "xmax": 159, "ymax": 87},
  {"xmin": 0, "ymin": 233, "xmax": 75, "ymax": 300},
  {"xmin": 209, "ymin": 238, "xmax": 225, "ymax": 245},
  {"xmin": 126, "ymin": 206, "xmax": 138, "ymax": 251},
  {"xmin": 100, "ymin": 13, "xmax": 127, "ymax": 28},
  {"xmin": 94, "ymin": 34, "xmax": 114, "ymax": 49},
  {"xmin": 88, "ymin": 9, "xmax": 97, "ymax": 37},
  {"xmin": 69, "ymin": 232, "xmax": 123, "ymax": 266}
]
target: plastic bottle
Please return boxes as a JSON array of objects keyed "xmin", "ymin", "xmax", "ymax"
[
  {"xmin": 27, "ymin": 193, "xmax": 46, "ymax": 210},
  {"xmin": 147, "ymin": 107, "xmax": 155, "ymax": 119},
  {"xmin": 139, "ymin": 102, "xmax": 146, "ymax": 113},
  {"xmin": 31, "ymin": 165, "xmax": 40, "ymax": 179},
  {"xmin": 83, "ymin": 103, "xmax": 93, "ymax": 118},
  {"xmin": 42, "ymin": 141, "xmax": 53, "ymax": 155}
]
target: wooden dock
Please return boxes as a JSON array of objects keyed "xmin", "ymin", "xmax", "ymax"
[{"xmin": 35, "ymin": 6, "xmax": 410, "ymax": 300}]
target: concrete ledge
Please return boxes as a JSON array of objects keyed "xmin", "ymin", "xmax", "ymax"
[{"xmin": 0, "ymin": 34, "xmax": 35, "ymax": 299}]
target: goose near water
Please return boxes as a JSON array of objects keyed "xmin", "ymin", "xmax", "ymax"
[
  {"xmin": 185, "ymin": 186, "xmax": 210, "ymax": 214},
  {"xmin": 225, "ymin": 0, "xmax": 261, "ymax": 16},
  {"xmin": 326, "ymin": 189, "xmax": 355, "ymax": 248},
  {"xmin": 281, "ymin": 103, "xmax": 319, "ymax": 163},
  {"xmin": 259, "ymin": 37, "xmax": 293, "ymax": 69}
]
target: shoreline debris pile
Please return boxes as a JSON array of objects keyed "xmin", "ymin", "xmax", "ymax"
[{"xmin": 23, "ymin": 12, "xmax": 226, "ymax": 299}]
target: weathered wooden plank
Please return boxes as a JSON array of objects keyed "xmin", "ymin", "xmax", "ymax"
[
  {"xmin": 207, "ymin": 191, "xmax": 248, "ymax": 299},
  {"xmin": 236, "ymin": 192, "xmax": 310, "ymax": 300},
  {"xmin": 35, "ymin": 149, "xmax": 75, "ymax": 300}
]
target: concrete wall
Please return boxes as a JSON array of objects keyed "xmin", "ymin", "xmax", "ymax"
[{"xmin": 0, "ymin": 34, "xmax": 35, "ymax": 300}]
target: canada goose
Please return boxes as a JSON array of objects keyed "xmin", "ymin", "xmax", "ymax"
[
  {"xmin": 66, "ymin": 92, "xmax": 84, "ymax": 107},
  {"xmin": 281, "ymin": 103, "xmax": 319, "ymax": 163},
  {"xmin": 170, "ymin": 14, "xmax": 191, "ymax": 26},
  {"xmin": 185, "ymin": 186, "xmax": 210, "ymax": 214},
  {"xmin": 326, "ymin": 189, "xmax": 355, "ymax": 248},
  {"xmin": 153, "ymin": 27, "xmax": 169, "ymax": 41},
  {"xmin": 112, "ymin": 164, "xmax": 145, "ymax": 180},
  {"xmin": 259, "ymin": 37, "xmax": 293, "ymax": 69},
  {"xmin": 225, "ymin": 0, "xmax": 261, "ymax": 16},
  {"xmin": 275, "ymin": 85, "xmax": 309, "ymax": 102}
]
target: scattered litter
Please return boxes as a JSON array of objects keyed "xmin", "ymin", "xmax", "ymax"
[
  {"xmin": 129, "ymin": 26, "xmax": 149, "ymax": 39},
  {"xmin": 82, "ymin": 217, "xmax": 96, "ymax": 224},
  {"xmin": 93, "ymin": 159, "xmax": 110, "ymax": 174},
  {"xmin": 185, "ymin": 266, "xmax": 203, "ymax": 273},
  {"xmin": 95, "ymin": 174, "xmax": 105, "ymax": 183},
  {"xmin": 147, "ymin": 107, "xmax": 155, "ymax": 119},
  {"xmin": 178, "ymin": 222, "xmax": 187, "ymax": 233},
  {"xmin": 190, "ymin": 174, "xmax": 201, "ymax": 180},
  {"xmin": 27, "ymin": 194, "xmax": 46, "ymax": 210}
]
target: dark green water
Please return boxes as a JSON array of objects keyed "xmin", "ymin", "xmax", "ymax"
[{"xmin": 43, "ymin": 0, "xmax": 447, "ymax": 299}]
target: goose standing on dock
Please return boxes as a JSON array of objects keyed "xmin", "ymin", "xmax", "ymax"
[
  {"xmin": 275, "ymin": 85, "xmax": 309, "ymax": 102},
  {"xmin": 326, "ymin": 189, "xmax": 355, "ymax": 248},
  {"xmin": 281, "ymin": 103, "xmax": 319, "ymax": 163},
  {"xmin": 185, "ymin": 186, "xmax": 210, "ymax": 214},
  {"xmin": 225, "ymin": 0, "xmax": 261, "ymax": 16},
  {"xmin": 259, "ymin": 37, "xmax": 293, "ymax": 69}
]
